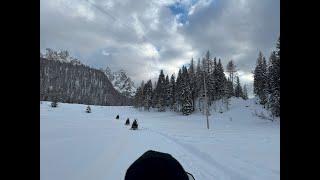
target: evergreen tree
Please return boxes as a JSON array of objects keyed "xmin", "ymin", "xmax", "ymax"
[
  {"xmin": 202, "ymin": 51, "xmax": 211, "ymax": 75},
  {"xmin": 234, "ymin": 76, "xmax": 243, "ymax": 98},
  {"xmin": 253, "ymin": 51, "xmax": 268, "ymax": 106},
  {"xmin": 181, "ymin": 66, "xmax": 193, "ymax": 115},
  {"xmin": 276, "ymin": 36, "xmax": 280, "ymax": 58},
  {"xmin": 242, "ymin": 84, "xmax": 248, "ymax": 100},
  {"xmin": 165, "ymin": 75, "xmax": 170, "ymax": 107},
  {"xmin": 169, "ymin": 74, "xmax": 176, "ymax": 110},
  {"xmin": 207, "ymin": 66, "xmax": 216, "ymax": 102},
  {"xmin": 134, "ymin": 87, "xmax": 143, "ymax": 108},
  {"xmin": 225, "ymin": 78, "xmax": 234, "ymax": 98},
  {"xmin": 202, "ymin": 52, "xmax": 215, "ymax": 102},
  {"xmin": 260, "ymin": 57, "xmax": 268, "ymax": 106},
  {"xmin": 175, "ymin": 69, "xmax": 183, "ymax": 111},
  {"xmin": 151, "ymin": 88, "xmax": 157, "ymax": 108},
  {"xmin": 222, "ymin": 82, "xmax": 231, "ymax": 110},
  {"xmin": 140, "ymin": 81, "xmax": 145, "ymax": 108},
  {"xmin": 188, "ymin": 58, "xmax": 197, "ymax": 111},
  {"xmin": 259, "ymin": 88, "xmax": 268, "ymax": 107},
  {"xmin": 268, "ymin": 48, "xmax": 280, "ymax": 117},
  {"xmin": 195, "ymin": 58, "xmax": 204, "ymax": 99},
  {"xmin": 133, "ymin": 81, "xmax": 145, "ymax": 109},
  {"xmin": 143, "ymin": 80, "xmax": 153, "ymax": 111},
  {"xmin": 150, "ymin": 81, "xmax": 157, "ymax": 108},
  {"xmin": 211, "ymin": 58, "xmax": 218, "ymax": 100},
  {"xmin": 254, "ymin": 51, "xmax": 264, "ymax": 95},
  {"xmin": 215, "ymin": 59, "xmax": 227, "ymax": 99},
  {"xmin": 155, "ymin": 70, "xmax": 166, "ymax": 111},
  {"xmin": 209, "ymin": 57, "xmax": 214, "ymax": 74}
]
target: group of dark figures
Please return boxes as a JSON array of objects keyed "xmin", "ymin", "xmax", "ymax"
[
  {"xmin": 84, "ymin": 107, "xmax": 138, "ymax": 129},
  {"xmin": 116, "ymin": 115, "xmax": 138, "ymax": 130}
]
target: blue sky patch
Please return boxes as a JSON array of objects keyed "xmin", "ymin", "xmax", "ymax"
[{"xmin": 168, "ymin": 0, "xmax": 199, "ymax": 24}]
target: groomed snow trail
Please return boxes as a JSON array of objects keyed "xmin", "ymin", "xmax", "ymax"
[{"xmin": 40, "ymin": 98, "xmax": 279, "ymax": 180}]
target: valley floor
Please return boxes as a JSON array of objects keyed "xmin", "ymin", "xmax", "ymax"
[{"xmin": 40, "ymin": 98, "xmax": 279, "ymax": 180}]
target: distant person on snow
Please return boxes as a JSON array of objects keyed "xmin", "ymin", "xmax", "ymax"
[
  {"xmin": 51, "ymin": 101, "xmax": 58, "ymax": 108},
  {"xmin": 86, "ymin": 105, "xmax": 91, "ymax": 113},
  {"xmin": 125, "ymin": 150, "xmax": 195, "ymax": 180},
  {"xmin": 125, "ymin": 118, "xmax": 130, "ymax": 125},
  {"xmin": 116, "ymin": 115, "xmax": 119, "ymax": 119},
  {"xmin": 131, "ymin": 119, "xmax": 138, "ymax": 130}
]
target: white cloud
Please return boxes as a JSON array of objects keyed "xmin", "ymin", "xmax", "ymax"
[
  {"xmin": 102, "ymin": 0, "xmax": 114, "ymax": 9},
  {"xmin": 74, "ymin": 4, "xmax": 95, "ymax": 21},
  {"xmin": 136, "ymin": 43, "xmax": 160, "ymax": 59},
  {"xmin": 102, "ymin": 50, "xmax": 110, "ymax": 56},
  {"xmin": 237, "ymin": 70, "xmax": 253, "ymax": 83},
  {"xmin": 188, "ymin": 0, "xmax": 213, "ymax": 15},
  {"xmin": 41, "ymin": 0, "xmax": 279, "ymax": 91}
]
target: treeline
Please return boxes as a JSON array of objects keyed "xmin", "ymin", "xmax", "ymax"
[
  {"xmin": 40, "ymin": 48, "xmax": 131, "ymax": 106},
  {"xmin": 253, "ymin": 37, "xmax": 280, "ymax": 117},
  {"xmin": 134, "ymin": 51, "xmax": 248, "ymax": 115}
]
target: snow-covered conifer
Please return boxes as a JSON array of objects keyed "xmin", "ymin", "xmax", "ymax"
[
  {"xmin": 155, "ymin": 70, "xmax": 166, "ymax": 111},
  {"xmin": 242, "ymin": 84, "xmax": 248, "ymax": 100},
  {"xmin": 267, "ymin": 43, "xmax": 280, "ymax": 117},
  {"xmin": 143, "ymin": 80, "xmax": 153, "ymax": 111},
  {"xmin": 234, "ymin": 76, "xmax": 243, "ymax": 98},
  {"xmin": 169, "ymin": 74, "xmax": 176, "ymax": 110},
  {"xmin": 181, "ymin": 66, "xmax": 193, "ymax": 115},
  {"xmin": 254, "ymin": 51, "xmax": 268, "ymax": 106}
]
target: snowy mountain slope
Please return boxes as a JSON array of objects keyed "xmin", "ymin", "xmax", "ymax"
[
  {"xmin": 40, "ymin": 58, "xmax": 130, "ymax": 106},
  {"xmin": 40, "ymin": 98, "xmax": 279, "ymax": 180},
  {"xmin": 105, "ymin": 67, "xmax": 136, "ymax": 98}
]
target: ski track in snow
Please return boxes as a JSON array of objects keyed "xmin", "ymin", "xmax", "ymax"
[
  {"xmin": 149, "ymin": 129, "xmax": 248, "ymax": 180},
  {"xmin": 40, "ymin": 98, "xmax": 279, "ymax": 180}
]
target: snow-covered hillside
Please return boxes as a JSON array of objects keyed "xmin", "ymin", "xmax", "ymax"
[
  {"xmin": 40, "ymin": 98, "xmax": 279, "ymax": 180},
  {"xmin": 105, "ymin": 67, "xmax": 136, "ymax": 97}
]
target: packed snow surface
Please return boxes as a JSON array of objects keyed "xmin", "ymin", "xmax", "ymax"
[{"xmin": 40, "ymin": 98, "xmax": 279, "ymax": 180}]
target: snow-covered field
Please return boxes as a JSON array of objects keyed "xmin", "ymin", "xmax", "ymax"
[{"xmin": 40, "ymin": 98, "xmax": 279, "ymax": 180}]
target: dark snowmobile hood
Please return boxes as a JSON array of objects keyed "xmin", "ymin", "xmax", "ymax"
[{"xmin": 125, "ymin": 150, "xmax": 195, "ymax": 180}]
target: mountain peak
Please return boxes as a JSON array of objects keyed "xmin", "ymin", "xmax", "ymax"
[{"xmin": 104, "ymin": 67, "xmax": 136, "ymax": 97}]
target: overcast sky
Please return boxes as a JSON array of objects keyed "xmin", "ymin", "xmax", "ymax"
[{"xmin": 40, "ymin": 0, "xmax": 279, "ymax": 97}]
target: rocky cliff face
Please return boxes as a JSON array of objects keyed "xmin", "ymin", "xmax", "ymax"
[{"xmin": 105, "ymin": 67, "xmax": 136, "ymax": 98}]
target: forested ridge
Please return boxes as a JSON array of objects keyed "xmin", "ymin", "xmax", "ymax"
[
  {"xmin": 40, "ymin": 50, "xmax": 132, "ymax": 106},
  {"xmin": 134, "ymin": 38, "xmax": 280, "ymax": 117}
]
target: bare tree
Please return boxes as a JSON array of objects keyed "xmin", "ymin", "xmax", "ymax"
[{"xmin": 226, "ymin": 60, "xmax": 237, "ymax": 84}]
